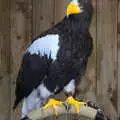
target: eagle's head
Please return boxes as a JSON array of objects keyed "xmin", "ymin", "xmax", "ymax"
[{"xmin": 66, "ymin": 0, "xmax": 93, "ymax": 30}]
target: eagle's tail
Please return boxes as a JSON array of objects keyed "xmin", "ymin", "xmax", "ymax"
[{"xmin": 13, "ymin": 68, "xmax": 23, "ymax": 110}]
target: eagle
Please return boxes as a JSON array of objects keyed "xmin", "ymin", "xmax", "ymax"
[{"xmin": 13, "ymin": 0, "xmax": 93, "ymax": 119}]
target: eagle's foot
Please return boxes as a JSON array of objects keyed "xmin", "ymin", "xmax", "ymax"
[
  {"xmin": 65, "ymin": 96, "xmax": 87, "ymax": 113},
  {"xmin": 43, "ymin": 99, "xmax": 63, "ymax": 115}
]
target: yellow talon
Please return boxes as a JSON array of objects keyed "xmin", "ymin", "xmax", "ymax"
[
  {"xmin": 43, "ymin": 99, "xmax": 63, "ymax": 115},
  {"xmin": 65, "ymin": 96, "xmax": 86, "ymax": 113}
]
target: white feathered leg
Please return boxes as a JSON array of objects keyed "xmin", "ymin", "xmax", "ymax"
[
  {"xmin": 21, "ymin": 90, "xmax": 38, "ymax": 119},
  {"xmin": 35, "ymin": 97, "xmax": 42, "ymax": 109},
  {"xmin": 21, "ymin": 83, "xmax": 52, "ymax": 119}
]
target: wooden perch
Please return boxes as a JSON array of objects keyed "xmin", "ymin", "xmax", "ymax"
[{"xmin": 27, "ymin": 103, "xmax": 98, "ymax": 120}]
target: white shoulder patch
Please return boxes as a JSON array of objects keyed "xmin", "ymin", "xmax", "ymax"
[{"xmin": 27, "ymin": 34, "xmax": 59, "ymax": 60}]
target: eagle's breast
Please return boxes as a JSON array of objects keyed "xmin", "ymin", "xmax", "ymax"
[{"xmin": 27, "ymin": 34, "xmax": 59, "ymax": 60}]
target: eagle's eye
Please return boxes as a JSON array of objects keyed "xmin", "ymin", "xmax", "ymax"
[{"xmin": 66, "ymin": 0, "xmax": 83, "ymax": 16}]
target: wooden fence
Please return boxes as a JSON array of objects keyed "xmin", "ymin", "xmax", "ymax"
[{"xmin": 0, "ymin": 0, "xmax": 120, "ymax": 120}]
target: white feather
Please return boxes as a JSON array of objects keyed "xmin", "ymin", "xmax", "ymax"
[
  {"xmin": 37, "ymin": 83, "xmax": 53, "ymax": 99},
  {"xmin": 27, "ymin": 34, "xmax": 59, "ymax": 60}
]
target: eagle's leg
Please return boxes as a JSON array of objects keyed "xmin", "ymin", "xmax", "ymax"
[
  {"xmin": 43, "ymin": 98, "xmax": 63, "ymax": 115},
  {"xmin": 64, "ymin": 79, "xmax": 87, "ymax": 113},
  {"xmin": 38, "ymin": 84, "xmax": 63, "ymax": 115},
  {"xmin": 21, "ymin": 90, "xmax": 42, "ymax": 119}
]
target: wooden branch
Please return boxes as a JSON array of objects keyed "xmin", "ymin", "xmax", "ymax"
[{"xmin": 27, "ymin": 103, "xmax": 98, "ymax": 120}]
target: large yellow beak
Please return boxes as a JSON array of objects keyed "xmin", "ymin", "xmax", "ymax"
[{"xmin": 66, "ymin": 2, "xmax": 81, "ymax": 16}]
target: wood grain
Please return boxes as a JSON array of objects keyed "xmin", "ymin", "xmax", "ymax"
[
  {"xmin": 117, "ymin": 0, "xmax": 120, "ymax": 119},
  {"xmin": 84, "ymin": 0, "xmax": 97, "ymax": 102},
  {"xmin": 10, "ymin": 0, "xmax": 32, "ymax": 119},
  {"xmin": 54, "ymin": 0, "xmax": 69, "ymax": 23},
  {"xmin": 0, "ymin": 0, "xmax": 11, "ymax": 120},
  {"xmin": 96, "ymin": 0, "xmax": 118, "ymax": 119},
  {"xmin": 32, "ymin": 0, "xmax": 55, "ymax": 37}
]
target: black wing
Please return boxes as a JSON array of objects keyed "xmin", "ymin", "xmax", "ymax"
[{"xmin": 13, "ymin": 52, "xmax": 51, "ymax": 109}]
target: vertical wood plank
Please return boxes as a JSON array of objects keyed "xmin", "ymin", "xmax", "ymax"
[
  {"xmin": 84, "ymin": 0, "xmax": 97, "ymax": 102},
  {"xmin": 0, "ymin": 0, "xmax": 11, "ymax": 120},
  {"xmin": 54, "ymin": 0, "xmax": 69, "ymax": 23},
  {"xmin": 117, "ymin": 1, "xmax": 120, "ymax": 119},
  {"xmin": 32, "ymin": 0, "xmax": 55, "ymax": 37},
  {"xmin": 96, "ymin": 0, "xmax": 118, "ymax": 119},
  {"xmin": 10, "ymin": 0, "xmax": 32, "ymax": 119}
]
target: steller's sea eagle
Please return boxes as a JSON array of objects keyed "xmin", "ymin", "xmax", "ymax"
[{"xmin": 13, "ymin": 0, "xmax": 95, "ymax": 119}]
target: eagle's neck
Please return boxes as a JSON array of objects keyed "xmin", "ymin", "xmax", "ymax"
[{"xmin": 61, "ymin": 16, "xmax": 89, "ymax": 34}]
